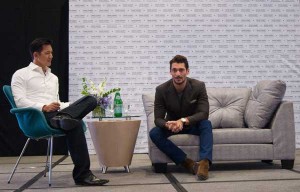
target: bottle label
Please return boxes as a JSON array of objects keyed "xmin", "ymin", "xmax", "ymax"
[
  {"xmin": 114, "ymin": 92, "xmax": 122, "ymax": 117},
  {"xmin": 114, "ymin": 104, "xmax": 123, "ymax": 117}
]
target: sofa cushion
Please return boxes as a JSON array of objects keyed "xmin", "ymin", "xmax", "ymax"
[
  {"xmin": 212, "ymin": 128, "xmax": 272, "ymax": 144},
  {"xmin": 207, "ymin": 88, "xmax": 251, "ymax": 128},
  {"xmin": 167, "ymin": 128, "xmax": 272, "ymax": 145},
  {"xmin": 244, "ymin": 80, "xmax": 286, "ymax": 128}
]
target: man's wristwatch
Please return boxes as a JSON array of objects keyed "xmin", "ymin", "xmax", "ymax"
[{"xmin": 180, "ymin": 118, "xmax": 187, "ymax": 125}]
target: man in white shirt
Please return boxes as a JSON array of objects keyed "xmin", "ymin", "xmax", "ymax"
[{"xmin": 11, "ymin": 38, "xmax": 109, "ymax": 186}]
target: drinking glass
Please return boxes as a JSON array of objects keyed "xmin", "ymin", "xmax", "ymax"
[
  {"xmin": 105, "ymin": 103, "xmax": 114, "ymax": 117},
  {"xmin": 123, "ymin": 104, "xmax": 131, "ymax": 117}
]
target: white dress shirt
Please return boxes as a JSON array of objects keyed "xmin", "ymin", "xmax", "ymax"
[{"xmin": 11, "ymin": 62, "xmax": 69, "ymax": 111}]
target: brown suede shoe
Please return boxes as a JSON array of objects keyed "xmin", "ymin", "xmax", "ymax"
[
  {"xmin": 196, "ymin": 159, "xmax": 209, "ymax": 180},
  {"xmin": 181, "ymin": 158, "xmax": 199, "ymax": 175}
]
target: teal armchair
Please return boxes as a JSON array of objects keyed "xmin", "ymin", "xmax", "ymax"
[{"xmin": 3, "ymin": 85, "xmax": 81, "ymax": 187}]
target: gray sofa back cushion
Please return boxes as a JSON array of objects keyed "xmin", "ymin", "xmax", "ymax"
[
  {"xmin": 244, "ymin": 80, "xmax": 286, "ymax": 128},
  {"xmin": 207, "ymin": 88, "xmax": 251, "ymax": 128}
]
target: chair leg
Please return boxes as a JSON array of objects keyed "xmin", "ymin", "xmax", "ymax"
[
  {"xmin": 48, "ymin": 136, "xmax": 54, "ymax": 187},
  {"xmin": 44, "ymin": 138, "xmax": 51, "ymax": 177},
  {"xmin": 7, "ymin": 138, "xmax": 31, "ymax": 184}
]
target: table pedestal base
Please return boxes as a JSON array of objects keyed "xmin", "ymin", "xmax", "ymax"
[
  {"xmin": 101, "ymin": 165, "xmax": 130, "ymax": 173},
  {"xmin": 87, "ymin": 120, "xmax": 140, "ymax": 173}
]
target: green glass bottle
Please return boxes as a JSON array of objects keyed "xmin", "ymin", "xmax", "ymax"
[{"xmin": 114, "ymin": 91, "xmax": 123, "ymax": 117}]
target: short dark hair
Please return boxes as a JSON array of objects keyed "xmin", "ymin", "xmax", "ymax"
[
  {"xmin": 29, "ymin": 38, "xmax": 53, "ymax": 59},
  {"xmin": 169, "ymin": 55, "xmax": 189, "ymax": 71}
]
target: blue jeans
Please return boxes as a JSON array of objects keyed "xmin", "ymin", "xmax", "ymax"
[{"xmin": 149, "ymin": 120, "xmax": 213, "ymax": 165}]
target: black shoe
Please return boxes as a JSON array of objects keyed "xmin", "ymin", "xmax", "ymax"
[
  {"xmin": 75, "ymin": 174, "xmax": 109, "ymax": 186},
  {"xmin": 50, "ymin": 115, "xmax": 81, "ymax": 131}
]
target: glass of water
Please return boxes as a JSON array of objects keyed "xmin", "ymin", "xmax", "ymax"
[
  {"xmin": 105, "ymin": 103, "xmax": 114, "ymax": 117},
  {"xmin": 123, "ymin": 104, "xmax": 131, "ymax": 117}
]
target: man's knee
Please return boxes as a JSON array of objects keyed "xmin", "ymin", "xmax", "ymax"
[
  {"xmin": 78, "ymin": 95, "xmax": 97, "ymax": 111},
  {"xmin": 200, "ymin": 120, "xmax": 212, "ymax": 127},
  {"xmin": 85, "ymin": 95, "xmax": 97, "ymax": 108},
  {"xmin": 196, "ymin": 120, "xmax": 213, "ymax": 130},
  {"xmin": 149, "ymin": 127, "xmax": 161, "ymax": 142}
]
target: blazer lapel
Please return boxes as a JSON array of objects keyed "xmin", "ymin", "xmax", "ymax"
[
  {"xmin": 181, "ymin": 79, "xmax": 194, "ymax": 112},
  {"xmin": 166, "ymin": 82, "xmax": 181, "ymax": 113}
]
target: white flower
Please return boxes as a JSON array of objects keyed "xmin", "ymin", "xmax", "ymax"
[{"xmin": 81, "ymin": 77, "xmax": 121, "ymax": 108}]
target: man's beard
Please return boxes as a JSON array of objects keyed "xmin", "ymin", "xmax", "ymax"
[{"xmin": 173, "ymin": 77, "xmax": 186, "ymax": 85}]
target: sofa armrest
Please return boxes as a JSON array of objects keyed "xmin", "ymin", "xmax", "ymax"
[
  {"xmin": 142, "ymin": 94, "xmax": 156, "ymax": 144},
  {"xmin": 270, "ymin": 101, "xmax": 295, "ymax": 159}
]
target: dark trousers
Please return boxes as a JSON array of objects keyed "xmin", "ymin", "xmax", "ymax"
[
  {"xmin": 44, "ymin": 95, "xmax": 97, "ymax": 181},
  {"xmin": 149, "ymin": 120, "xmax": 213, "ymax": 165}
]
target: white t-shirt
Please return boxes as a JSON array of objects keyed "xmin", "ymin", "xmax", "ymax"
[{"xmin": 11, "ymin": 62, "xmax": 69, "ymax": 111}]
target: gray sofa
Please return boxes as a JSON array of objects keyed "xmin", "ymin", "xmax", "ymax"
[{"xmin": 142, "ymin": 80, "xmax": 295, "ymax": 172}]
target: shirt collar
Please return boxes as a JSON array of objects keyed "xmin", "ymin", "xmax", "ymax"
[{"xmin": 28, "ymin": 62, "xmax": 51, "ymax": 74}]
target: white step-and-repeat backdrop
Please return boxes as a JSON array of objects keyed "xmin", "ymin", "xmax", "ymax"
[{"xmin": 69, "ymin": 0, "xmax": 300, "ymax": 154}]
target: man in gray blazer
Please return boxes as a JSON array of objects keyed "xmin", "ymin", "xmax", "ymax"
[{"xmin": 149, "ymin": 55, "xmax": 213, "ymax": 180}]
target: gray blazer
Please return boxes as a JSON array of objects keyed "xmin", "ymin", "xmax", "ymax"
[{"xmin": 154, "ymin": 77, "xmax": 209, "ymax": 128}]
